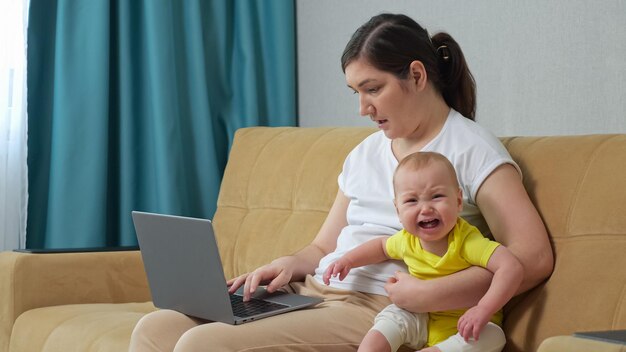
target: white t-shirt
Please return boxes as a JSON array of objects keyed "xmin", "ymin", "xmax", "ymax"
[{"xmin": 312, "ymin": 109, "xmax": 521, "ymax": 295}]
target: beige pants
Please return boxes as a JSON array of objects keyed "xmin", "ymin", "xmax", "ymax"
[{"xmin": 129, "ymin": 275, "xmax": 391, "ymax": 352}]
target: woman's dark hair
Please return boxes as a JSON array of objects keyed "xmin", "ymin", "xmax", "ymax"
[{"xmin": 341, "ymin": 13, "xmax": 476, "ymax": 120}]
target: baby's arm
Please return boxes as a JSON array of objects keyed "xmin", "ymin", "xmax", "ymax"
[
  {"xmin": 323, "ymin": 237, "xmax": 389, "ymax": 285},
  {"xmin": 457, "ymin": 245, "xmax": 524, "ymax": 341}
]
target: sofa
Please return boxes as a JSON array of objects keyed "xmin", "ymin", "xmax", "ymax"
[{"xmin": 2, "ymin": 127, "xmax": 626, "ymax": 352}]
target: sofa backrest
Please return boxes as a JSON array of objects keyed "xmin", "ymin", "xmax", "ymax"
[
  {"xmin": 213, "ymin": 127, "xmax": 375, "ymax": 279},
  {"xmin": 214, "ymin": 127, "xmax": 626, "ymax": 352},
  {"xmin": 500, "ymin": 135, "xmax": 626, "ymax": 352}
]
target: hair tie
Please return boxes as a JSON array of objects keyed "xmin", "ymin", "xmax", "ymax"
[{"xmin": 437, "ymin": 45, "xmax": 450, "ymax": 62}]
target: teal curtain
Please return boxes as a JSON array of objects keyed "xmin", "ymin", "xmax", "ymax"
[{"xmin": 27, "ymin": 0, "xmax": 296, "ymax": 248}]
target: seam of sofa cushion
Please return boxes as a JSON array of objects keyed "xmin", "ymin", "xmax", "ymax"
[
  {"xmin": 85, "ymin": 312, "xmax": 149, "ymax": 352},
  {"xmin": 613, "ymin": 284, "xmax": 626, "ymax": 327},
  {"xmin": 246, "ymin": 128, "xmax": 293, "ymax": 209},
  {"xmin": 290, "ymin": 128, "xmax": 340, "ymax": 209},
  {"xmin": 229, "ymin": 208, "xmax": 248, "ymax": 278},
  {"xmin": 565, "ymin": 136, "xmax": 618, "ymax": 237},
  {"xmin": 227, "ymin": 128, "xmax": 293, "ymax": 277}
]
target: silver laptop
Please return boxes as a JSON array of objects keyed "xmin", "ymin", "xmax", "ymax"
[{"xmin": 131, "ymin": 211, "xmax": 323, "ymax": 325}]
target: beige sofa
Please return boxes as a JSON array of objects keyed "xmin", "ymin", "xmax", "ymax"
[{"xmin": 2, "ymin": 127, "xmax": 626, "ymax": 352}]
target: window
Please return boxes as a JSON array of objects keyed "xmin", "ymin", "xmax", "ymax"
[{"xmin": 0, "ymin": 0, "xmax": 29, "ymax": 250}]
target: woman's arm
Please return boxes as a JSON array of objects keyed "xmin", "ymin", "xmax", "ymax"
[
  {"xmin": 476, "ymin": 164, "xmax": 554, "ymax": 293},
  {"xmin": 386, "ymin": 163, "xmax": 554, "ymax": 312},
  {"xmin": 385, "ymin": 267, "xmax": 493, "ymax": 313},
  {"xmin": 228, "ymin": 190, "xmax": 350, "ymax": 300},
  {"xmin": 289, "ymin": 189, "xmax": 352, "ymax": 282}
]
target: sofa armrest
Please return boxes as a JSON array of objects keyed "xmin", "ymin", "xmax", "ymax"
[
  {"xmin": 0, "ymin": 250, "xmax": 151, "ymax": 351},
  {"xmin": 538, "ymin": 335, "xmax": 626, "ymax": 352}
]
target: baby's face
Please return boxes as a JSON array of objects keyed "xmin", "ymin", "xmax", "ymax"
[{"xmin": 393, "ymin": 162, "xmax": 462, "ymax": 243}]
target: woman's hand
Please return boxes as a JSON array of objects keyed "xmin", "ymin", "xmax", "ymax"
[
  {"xmin": 384, "ymin": 271, "xmax": 423, "ymax": 310},
  {"xmin": 227, "ymin": 256, "xmax": 297, "ymax": 301},
  {"xmin": 228, "ymin": 190, "xmax": 349, "ymax": 302}
]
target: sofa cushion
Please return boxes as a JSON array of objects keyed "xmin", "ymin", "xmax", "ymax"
[
  {"xmin": 9, "ymin": 302, "xmax": 155, "ymax": 351},
  {"xmin": 538, "ymin": 335, "xmax": 626, "ymax": 352}
]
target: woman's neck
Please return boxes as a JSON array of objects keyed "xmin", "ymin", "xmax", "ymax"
[{"xmin": 392, "ymin": 99, "xmax": 450, "ymax": 161}]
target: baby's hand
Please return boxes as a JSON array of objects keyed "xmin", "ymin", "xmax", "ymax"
[
  {"xmin": 322, "ymin": 258, "xmax": 352, "ymax": 285},
  {"xmin": 457, "ymin": 305, "xmax": 491, "ymax": 342}
]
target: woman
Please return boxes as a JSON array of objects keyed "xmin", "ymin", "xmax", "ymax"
[{"xmin": 130, "ymin": 13, "xmax": 553, "ymax": 352}]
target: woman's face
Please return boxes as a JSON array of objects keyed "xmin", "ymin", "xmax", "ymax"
[{"xmin": 345, "ymin": 59, "xmax": 422, "ymax": 140}]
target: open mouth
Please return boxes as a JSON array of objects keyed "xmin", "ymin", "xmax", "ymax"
[{"xmin": 418, "ymin": 219, "xmax": 440, "ymax": 229}]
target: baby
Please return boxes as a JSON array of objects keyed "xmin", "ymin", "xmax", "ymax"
[{"xmin": 323, "ymin": 151, "xmax": 523, "ymax": 352}]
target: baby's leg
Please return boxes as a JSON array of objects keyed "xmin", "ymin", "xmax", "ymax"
[
  {"xmin": 358, "ymin": 330, "xmax": 392, "ymax": 352},
  {"xmin": 367, "ymin": 304, "xmax": 429, "ymax": 352},
  {"xmin": 429, "ymin": 322, "xmax": 505, "ymax": 352}
]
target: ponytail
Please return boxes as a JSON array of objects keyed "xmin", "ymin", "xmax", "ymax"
[{"xmin": 431, "ymin": 33, "xmax": 477, "ymax": 120}]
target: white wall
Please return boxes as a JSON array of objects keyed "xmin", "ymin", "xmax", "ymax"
[{"xmin": 296, "ymin": 0, "xmax": 626, "ymax": 136}]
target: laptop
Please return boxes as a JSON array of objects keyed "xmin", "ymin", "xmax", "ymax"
[{"xmin": 131, "ymin": 211, "xmax": 323, "ymax": 325}]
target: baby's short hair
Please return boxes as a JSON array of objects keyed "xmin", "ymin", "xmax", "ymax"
[{"xmin": 393, "ymin": 152, "xmax": 459, "ymax": 191}]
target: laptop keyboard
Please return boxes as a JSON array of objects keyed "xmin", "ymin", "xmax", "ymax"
[{"xmin": 230, "ymin": 294, "xmax": 289, "ymax": 318}]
